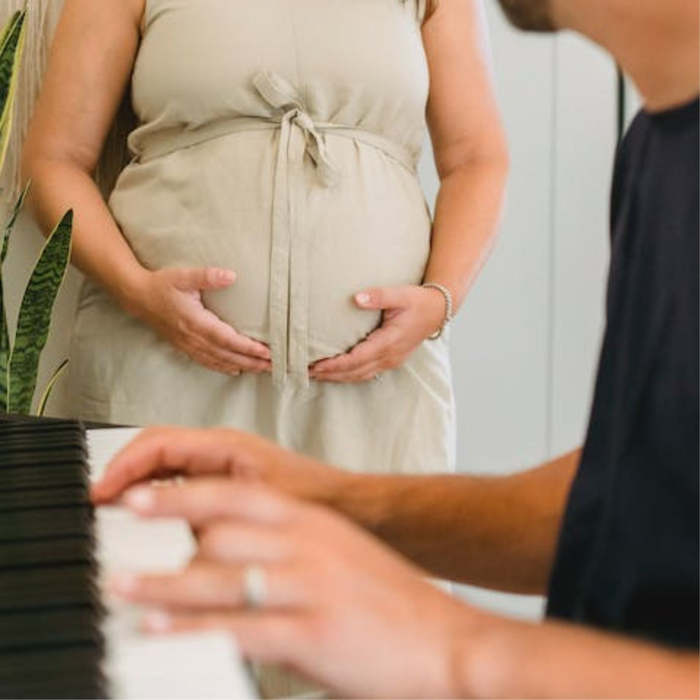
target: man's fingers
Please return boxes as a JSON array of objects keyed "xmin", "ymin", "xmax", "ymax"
[
  {"xmin": 91, "ymin": 428, "xmax": 233, "ymax": 503},
  {"xmin": 121, "ymin": 479, "xmax": 295, "ymax": 527},
  {"xmin": 170, "ymin": 267, "xmax": 237, "ymax": 292},
  {"xmin": 141, "ymin": 610, "xmax": 306, "ymax": 667},
  {"xmin": 109, "ymin": 562, "xmax": 303, "ymax": 609},
  {"xmin": 198, "ymin": 522, "xmax": 295, "ymax": 563}
]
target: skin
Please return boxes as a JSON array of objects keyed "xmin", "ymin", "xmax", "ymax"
[
  {"xmin": 91, "ymin": 0, "xmax": 699, "ymax": 696},
  {"xmin": 93, "ymin": 428, "xmax": 578, "ymax": 594},
  {"xmin": 310, "ymin": 0, "xmax": 508, "ymax": 382},
  {"xmin": 22, "ymin": 0, "xmax": 508, "ymax": 383},
  {"xmin": 95, "ymin": 428, "xmax": 699, "ymax": 698}
]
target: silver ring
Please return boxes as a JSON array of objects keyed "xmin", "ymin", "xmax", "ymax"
[{"xmin": 242, "ymin": 565, "xmax": 268, "ymax": 609}]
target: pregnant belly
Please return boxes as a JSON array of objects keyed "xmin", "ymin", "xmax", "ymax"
[{"xmin": 109, "ymin": 132, "xmax": 431, "ymax": 364}]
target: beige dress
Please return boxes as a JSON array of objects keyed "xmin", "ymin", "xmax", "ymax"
[{"xmin": 69, "ymin": 0, "xmax": 456, "ymax": 473}]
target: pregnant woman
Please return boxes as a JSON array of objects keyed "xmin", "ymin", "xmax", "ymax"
[{"xmin": 20, "ymin": 0, "xmax": 507, "ymax": 472}]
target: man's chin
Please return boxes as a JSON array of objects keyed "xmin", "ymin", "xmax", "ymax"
[{"xmin": 496, "ymin": 0, "xmax": 558, "ymax": 32}]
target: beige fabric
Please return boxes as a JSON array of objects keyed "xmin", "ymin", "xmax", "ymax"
[{"xmin": 69, "ymin": 0, "xmax": 456, "ymax": 473}]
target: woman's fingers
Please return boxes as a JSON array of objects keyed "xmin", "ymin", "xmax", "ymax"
[
  {"xmin": 187, "ymin": 341, "xmax": 269, "ymax": 375},
  {"xmin": 355, "ymin": 286, "xmax": 411, "ymax": 311},
  {"xmin": 311, "ymin": 364, "xmax": 383, "ymax": 384},
  {"xmin": 109, "ymin": 561, "xmax": 304, "ymax": 610},
  {"xmin": 168, "ymin": 267, "xmax": 237, "ymax": 292},
  {"xmin": 195, "ymin": 308, "xmax": 272, "ymax": 362},
  {"xmin": 311, "ymin": 325, "xmax": 400, "ymax": 377},
  {"xmin": 159, "ymin": 267, "xmax": 272, "ymax": 369}
]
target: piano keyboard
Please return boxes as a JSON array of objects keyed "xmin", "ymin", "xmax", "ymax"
[
  {"xmin": 0, "ymin": 419, "xmax": 107, "ymax": 698},
  {"xmin": 0, "ymin": 418, "xmax": 256, "ymax": 699}
]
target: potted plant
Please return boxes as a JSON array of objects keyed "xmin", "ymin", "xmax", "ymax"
[{"xmin": 0, "ymin": 5, "xmax": 73, "ymax": 417}]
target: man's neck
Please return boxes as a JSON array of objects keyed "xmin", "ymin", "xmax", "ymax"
[{"xmin": 554, "ymin": 0, "xmax": 699, "ymax": 112}]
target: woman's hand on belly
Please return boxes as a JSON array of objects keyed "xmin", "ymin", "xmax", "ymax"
[
  {"xmin": 309, "ymin": 285, "xmax": 446, "ymax": 383},
  {"xmin": 132, "ymin": 267, "xmax": 272, "ymax": 375}
]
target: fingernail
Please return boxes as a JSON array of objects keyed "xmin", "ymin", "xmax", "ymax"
[
  {"xmin": 143, "ymin": 610, "xmax": 172, "ymax": 633},
  {"xmin": 123, "ymin": 485, "xmax": 155, "ymax": 512},
  {"xmin": 218, "ymin": 269, "xmax": 236, "ymax": 283},
  {"xmin": 108, "ymin": 573, "xmax": 139, "ymax": 596},
  {"xmin": 355, "ymin": 292, "xmax": 371, "ymax": 306}
]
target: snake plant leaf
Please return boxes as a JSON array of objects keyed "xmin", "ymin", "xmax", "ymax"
[
  {"xmin": 0, "ymin": 8, "xmax": 27, "ymax": 176},
  {"xmin": 2, "ymin": 180, "xmax": 29, "ymax": 263},
  {"xmin": 0, "ymin": 182, "xmax": 30, "ymax": 411},
  {"xmin": 36, "ymin": 357, "xmax": 69, "ymax": 417},
  {"xmin": 8, "ymin": 209, "xmax": 73, "ymax": 414},
  {"xmin": 0, "ymin": 11, "xmax": 20, "ymax": 58}
]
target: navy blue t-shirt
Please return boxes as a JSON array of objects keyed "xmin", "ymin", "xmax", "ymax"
[{"xmin": 546, "ymin": 97, "xmax": 699, "ymax": 649}]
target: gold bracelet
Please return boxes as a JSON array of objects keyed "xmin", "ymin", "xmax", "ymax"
[{"xmin": 422, "ymin": 282, "xmax": 453, "ymax": 340}]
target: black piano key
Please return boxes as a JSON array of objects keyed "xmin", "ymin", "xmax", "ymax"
[
  {"xmin": 0, "ymin": 464, "xmax": 85, "ymax": 491},
  {"xmin": 0, "ymin": 505, "xmax": 93, "ymax": 541},
  {"xmin": 0, "ymin": 645, "xmax": 107, "ymax": 699},
  {"xmin": 0, "ymin": 535, "xmax": 94, "ymax": 569},
  {"xmin": 0, "ymin": 484, "xmax": 88, "ymax": 512},
  {"xmin": 0, "ymin": 563, "xmax": 100, "ymax": 611},
  {"xmin": 0, "ymin": 419, "xmax": 108, "ymax": 698},
  {"xmin": 0, "ymin": 606, "xmax": 104, "ymax": 651},
  {"xmin": 0, "ymin": 447, "xmax": 89, "ymax": 469}
]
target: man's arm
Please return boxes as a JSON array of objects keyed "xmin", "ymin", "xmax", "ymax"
[
  {"xmin": 459, "ymin": 614, "xmax": 699, "ymax": 699},
  {"xmin": 329, "ymin": 450, "xmax": 580, "ymax": 594},
  {"xmin": 110, "ymin": 478, "xmax": 699, "ymax": 700},
  {"xmin": 93, "ymin": 428, "xmax": 580, "ymax": 595}
]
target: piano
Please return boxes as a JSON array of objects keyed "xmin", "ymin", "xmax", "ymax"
[{"xmin": 0, "ymin": 417, "xmax": 257, "ymax": 699}]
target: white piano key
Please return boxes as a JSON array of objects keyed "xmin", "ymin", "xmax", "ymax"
[
  {"xmin": 87, "ymin": 428, "xmax": 258, "ymax": 699},
  {"xmin": 106, "ymin": 631, "xmax": 256, "ymax": 699}
]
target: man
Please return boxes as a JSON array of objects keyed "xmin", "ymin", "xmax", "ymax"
[{"xmin": 93, "ymin": 0, "xmax": 699, "ymax": 696}]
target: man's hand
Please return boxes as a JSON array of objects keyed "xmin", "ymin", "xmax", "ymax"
[
  {"xmin": 108, "ymin": 480, "xmax": 476, "ymax": 698},
  {"xmin": 91, "ymin": 426, "xmax": 346, "ymax": 506},
  {"xmin": 107, "ymin": 479, "xmax": 700, "ymax": 699},
  {"xmin": 92, "ymin": 428, "xmax": 581, "ymax": 593}
]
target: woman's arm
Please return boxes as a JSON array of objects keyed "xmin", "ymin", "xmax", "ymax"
[
  {"xmin": 422, "ymin": 0, "xmax": 509, "ymax": 309},
  {"xmin": 22, "ymin": 0, "xmax": 147, "ymax": 312},
  {"xmin": 22, "ymin": 0, "xmax": 271, "ymax": 375},
  {"xmin": 311, "ymin": 0, "xmax": 508, "ymax": 383}
]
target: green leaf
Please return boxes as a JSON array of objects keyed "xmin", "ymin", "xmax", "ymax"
[
  {"xmin": 8, "ymin": 209, "xmax": 73, "ymax": 414},
  {"xmin": 36, "ymin": 357, "xmax": 69, "ymax": 417},
  {"xmin": 0, "ymin": 11, "xmax": 20, "ymax": 58},
  {"xmin": 0, "ymin": 182, "xmax": 29, "ymax": 410},
  {"xmin": 0, "ymin": 8, "xmax": 27, "ymax": 176},
  {"xmin": 2, "ymin": 179, "xmax": 28, "ymax": 263}
]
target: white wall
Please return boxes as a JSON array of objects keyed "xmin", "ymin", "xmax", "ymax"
[
  {"xmin": 417, "ymin": 8, "xmax": 615, "ymax": 618},
  {"xmin": 3, "ymin": 4, "xmax": 617, "ymax": 621}
]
